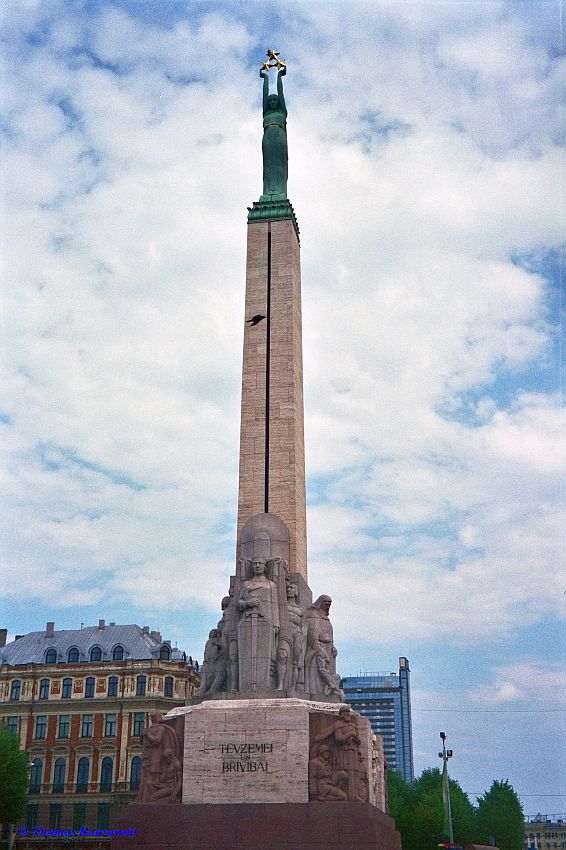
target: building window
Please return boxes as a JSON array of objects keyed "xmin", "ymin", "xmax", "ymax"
[
  {"xmin": 97, "ymin": 802, "xmax": 110, "ymax": 829},
  {"xmin": 45, "ymin": 648, "xmax": 57, "ymax": 664},
  {"xmin": 104, "ymin": 713, "xmax": 117, "ymax": 737},
  {"xmin": 73, "ymin": 802, "xmax": 86, "ymax": 830},
  {"xmin": 84, "ymin": 677, "xmax": 95, "ymax": 698},
  {"xmin": 58, "ymin": 715, "xmax": 70, "ymax": 738},
  {"xmin": 133, "ymin": 712, "xmax": 145, "ymax": 736},
  {"xmin": 7, "ymin": 716, "xmax": 19, "ymax": 736},
  {"xmin": 164, "ymin": 676, "xmax": 173, "ymax": 697},
  {"xmin": 99, "ymin": 756, "xmax": 113, "ymax": 792},
  {"xmin": 35, "ymin": 715, "xmax": 47, "ymax": 739},
  {"xmin": 107, "ymin": 676, "xmax": 118, "ymax": 697},
  {"xmin": 29, "ymin": 759, "xmax": 42, "ymax": 793},
  {"xmin": 90, "ymin": 646, "xmax": 102, "ymax": 662},
  {"xmin": 68, "ymin": 647, "xmax": 80, "ymax": 663},
  {"xmin": 39, "ymin": 678, "xmax": 50, "ymax": 699},
  {"xmin": 112, "ymin": 645, "xmax": 125, "ymax": 661},
  {"xmin": 52, "ymin": 757, "xmax": 66, "ymax": 793},
  {"xmin": 10, "ymin": 680, "xmax": 21, "ymax": 701},
  {"xmin": 76, "ymin": 757, "xmax": 89, "ymax": 792},
  {"xmin": 130, "ymin": 756, "xmax": 142, "ymax": 791},
  {"xmin": 81, "ymin": 714, "xmax": 93, "ymax": 737},
  {"xmin": 136, "ymin": 675, "xmax": 146, "ymax": 696},
  {"xmin": 26, "ymin": 804, "xmax": 38, "ymax": 828},
  {"xmin": 49, "ymin": 803, "xmax": 62, "ymax": 829},
  {"xmin": 62, "ymin": 677, "xmax": 73, "ymax": 699},
  {"xmin": 159, "ymin": 644, "xmax": 171, "ymax": 660}
]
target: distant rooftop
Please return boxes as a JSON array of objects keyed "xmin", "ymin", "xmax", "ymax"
[{"xmin": 0, "ymin": 620, "xmax": 191, "ymax": 666}]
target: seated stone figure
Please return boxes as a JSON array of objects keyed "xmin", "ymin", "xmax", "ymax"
[{"xmin": 308, "ymin": 743, "xmax": 348, "ymax": 801}]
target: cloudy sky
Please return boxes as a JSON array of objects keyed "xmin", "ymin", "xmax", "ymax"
[{"xmin": 1, "ymin": 0, "xmax": 564, "ymax": 818}]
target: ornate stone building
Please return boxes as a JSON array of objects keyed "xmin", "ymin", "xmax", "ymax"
[{"xmin": 0, "ymin": 621, "xmax": 199, "ymax": 847}]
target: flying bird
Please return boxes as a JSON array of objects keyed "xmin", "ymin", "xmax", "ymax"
[{"xmin": 246, "ymin": 314, "xmax": 266, "ymax": 326}]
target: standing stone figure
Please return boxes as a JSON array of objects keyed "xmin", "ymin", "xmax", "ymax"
[
  {"xmin": 286, "ymin": 582, "xmax": 306, "ymax": 689},
  {"xmin": 237, "ymin": 557, "xmax": 280, "ymax": 690},
  {"xmin": 198, "ymin": 629, "xmax": 225, "ymax": 697},
  {"xmin": 305, "ymin": 595, "xmax": 343, "ymax": 698},
  {"xmin": 218, "ymin": 594, "xmax": 239, "ymax": 692},
  {"xmin": 260, "ymin": 65, "xmax": 288, "ymax": 198}
]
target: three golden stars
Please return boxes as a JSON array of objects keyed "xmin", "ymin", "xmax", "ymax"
[{"xmin": 261, "ymin": 50, "xmax": 286, "ymax": 71}]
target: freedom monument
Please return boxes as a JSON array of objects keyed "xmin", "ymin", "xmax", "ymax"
[{"xmin": 112, "ymin": 52, "xmax": 401, "ymax": 850}]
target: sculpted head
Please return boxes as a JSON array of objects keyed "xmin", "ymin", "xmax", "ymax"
[
  {"xmin": 286, "ymin": 583, "xmax": 298, "ymax": 600},
  {"xmin": 221, "ymin": 596, "xmax": 231, "ymax": 611},
  {"xmin": 251, "ymin": 558, "xmax": 267, "ymax": 576},
  {"xmin": 312, "ymin": 594, "xmax": 332, "ymax": 616},
  {"xmin": 208, "ymin": 628, "xmax": 220, "ymax": 639},
  {"xmin": 266, "ymin": 94, "xmax": 280, "ymax": 111}
]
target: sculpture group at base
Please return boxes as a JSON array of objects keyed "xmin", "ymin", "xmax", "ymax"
[
  {"xmin": 195, "ymin": 513, "xmax": 343, "ymax": 703},
  {"xmin": 138, "ymin": 712, "xmax": 183, "ymax": 804}
]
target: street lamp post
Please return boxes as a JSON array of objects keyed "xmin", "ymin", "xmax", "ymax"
[{"xmin": 438, "ymin": 731, "xmax": 454, "ymax": 844}]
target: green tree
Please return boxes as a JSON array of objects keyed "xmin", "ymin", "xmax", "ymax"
[
  {"xmin": 0, "ymin": 724, "xmax": 29, "ymax": 825},
  {"xmin": 475, "ymin": 780, "xmax": 524, "ymax": 850},
  {"xmin": 388, "ymin": 768, "xmax": 476, "ymax": 850}
]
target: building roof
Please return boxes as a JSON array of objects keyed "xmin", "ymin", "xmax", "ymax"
[{"xmin": 0, "ymin": 620, "xmax": 188, "ymax": 666}]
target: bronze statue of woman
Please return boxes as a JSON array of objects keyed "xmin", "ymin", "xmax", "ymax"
[{"xmin": 260, "ymin": 65, "xmax": 288, "ymax": 198}]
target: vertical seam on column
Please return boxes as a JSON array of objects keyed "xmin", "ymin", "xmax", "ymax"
[{"xmin": 265, "ymin": 222, "xmax": 272, "ymax": 513}]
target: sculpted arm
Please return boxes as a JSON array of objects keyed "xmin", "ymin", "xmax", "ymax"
[
  {"xmin": 277, "ymin": 67, "xmax": 287, "ymax": 115},
  {"xmin": 260, "ymin": 68, "xmax": 269, "ymax": 113}
]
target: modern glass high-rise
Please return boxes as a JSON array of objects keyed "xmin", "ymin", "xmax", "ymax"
[{"xmin": 342, "ymin": 657, "xmax": 414, "ymax": 782}]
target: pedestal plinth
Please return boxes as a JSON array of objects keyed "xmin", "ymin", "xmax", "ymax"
[{"xmin": 110, "ymin": 802, "xmax": 401, "ymax": 850}]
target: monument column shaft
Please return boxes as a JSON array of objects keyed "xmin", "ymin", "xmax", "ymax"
[{"xmin": 237, "ymin": 218, "xmax": 307, "ymax": 579}]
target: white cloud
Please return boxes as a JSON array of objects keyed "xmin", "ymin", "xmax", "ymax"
[{"xmin": 1, "ymin": 1, "xmax": 562, "ymax": 658}]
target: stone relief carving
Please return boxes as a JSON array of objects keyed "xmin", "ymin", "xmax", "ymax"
[
  {"xmin": 139, "ymin": 712, "xmax": 183, "ymax": 803},
  {"xmin": 195, "ymin": 512, "xmax": 342, "ymax": 701},
  {"xmin": 309, "ymin": 708, "xmax": 369, "ymax": 803},
  {"xmin": 308, "ymin": 743, "xmax": 348, "ymax": 801}
]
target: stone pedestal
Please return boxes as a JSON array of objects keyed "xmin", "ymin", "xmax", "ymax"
[
  {"xmin": 169, "ymin": 698, "xmax": 371, "ymax": 805},
  {"xmin": 110, "ymin": 802, "xmax": 401, "ymax": 850}
]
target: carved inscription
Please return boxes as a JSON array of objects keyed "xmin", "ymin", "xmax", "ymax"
[{"xmin": 221, "ymin": 742, "xmax": 273, "ymax": 773}]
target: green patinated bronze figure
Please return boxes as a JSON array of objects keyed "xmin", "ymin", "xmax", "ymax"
[
  {"xmin": 248, "ymin": 51, "xmax": 299, "ymax": 236},
  {"xmin": 260, "ymin": 60, "xmax": 288, "ymax": 200}
]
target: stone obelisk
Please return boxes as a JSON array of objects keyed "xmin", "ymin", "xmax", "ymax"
[
  {"xmin": 237, "ymin": 61, "xmax": 307, "ymax": 579},
  {"xmin": 112, "ymin": 53, "xmax": 402, "ymax": 850}
]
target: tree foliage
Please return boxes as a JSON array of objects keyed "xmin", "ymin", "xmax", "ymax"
[
  {"xmin": 0, "ymin": 724, "xmax": 29, "ymax": 825},
  {"xmin": 475, "ymin": 780, "xmax": 524, "ymax": 850},
  {"xmin": 388, "ymin": 768, "xmax": 475, "ymax": 850}
]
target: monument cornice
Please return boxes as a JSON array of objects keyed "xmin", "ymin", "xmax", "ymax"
[{"xmin": 247, "ymin": 198, "xmax": 300, "ymax": 240}]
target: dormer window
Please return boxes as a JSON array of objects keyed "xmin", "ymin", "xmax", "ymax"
[
  {"xmin": 112, "ymin": 645, "xmax": 125, "ymax": 661},
  {"xmin": 45, "ymin": 648, "xmax": 57, "ymax": 664},
  {"xmin": 67, "ymin": 647, "xmax": 79, "ymax": 663},
  {"xmin": 89, "ymin": 646, "xmax": 102, "ymax": 662},
  {"xmin": 159, "ymin": 645, "xmax": 171, "ymax": 661}
]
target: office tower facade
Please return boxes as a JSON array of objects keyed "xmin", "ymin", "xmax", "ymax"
[{"xmin": 342, "ymin": 657, "xmax": 414, "ymax": 782}]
